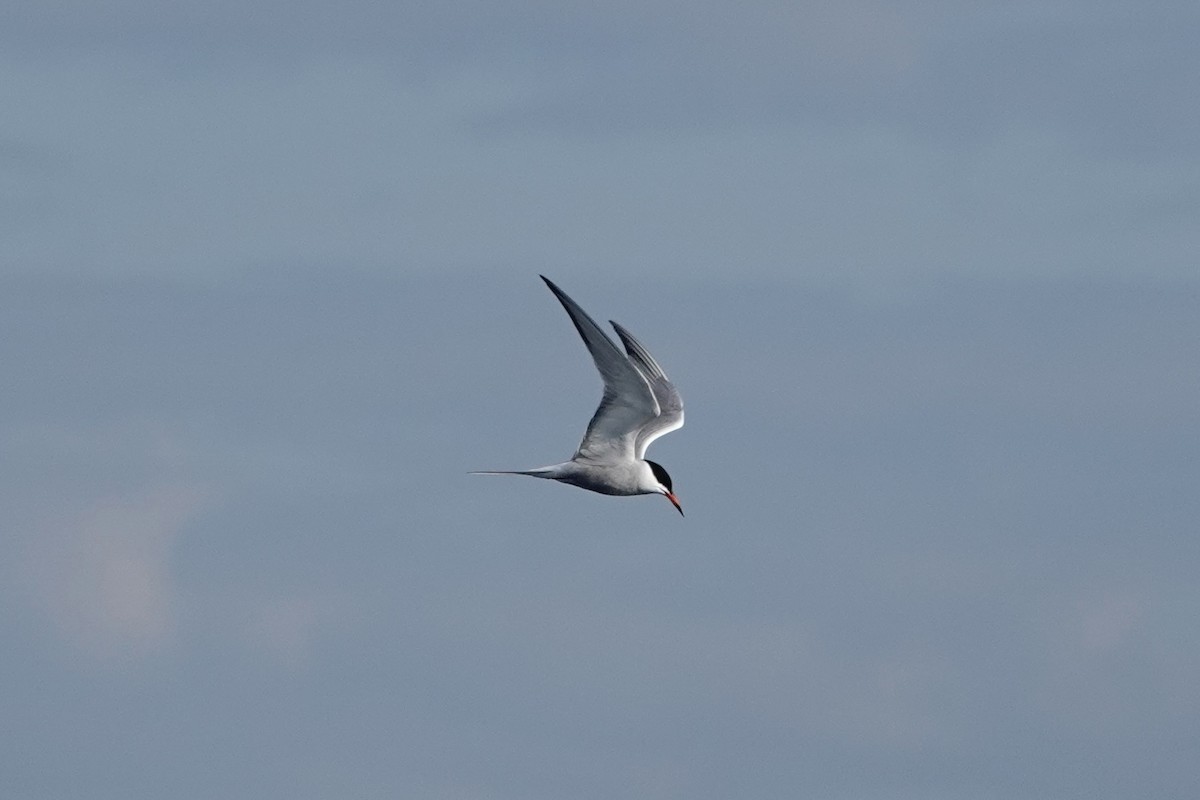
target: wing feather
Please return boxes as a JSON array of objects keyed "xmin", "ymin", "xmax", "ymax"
[
  {"xmin": 610, "ymin": 320, "xmax": 684, "ymax": 459},
  {"xmin": 540, "ymin": 276, "xmax": 659, "ymax": 462}
]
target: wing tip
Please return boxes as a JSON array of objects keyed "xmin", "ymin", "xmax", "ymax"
[{"xmin": 541, "ymin": 275, "xmax": 573, "ymax": 306}]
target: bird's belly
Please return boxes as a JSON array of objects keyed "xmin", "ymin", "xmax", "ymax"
[{"xmin": 558, "ymin": 467, "xmax": 644, "ymax": 496}]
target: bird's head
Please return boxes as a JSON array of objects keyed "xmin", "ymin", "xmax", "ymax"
[{"xmin": 645, "ymin": 459, "xmax": 683, "ymax": 516}]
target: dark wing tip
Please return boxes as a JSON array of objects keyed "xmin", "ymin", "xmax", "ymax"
[{"xmin": 541, "ymin": 275, "xmax": 572, "ymax": 305}]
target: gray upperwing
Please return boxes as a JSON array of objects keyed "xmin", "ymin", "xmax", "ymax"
[
  {"xmin": 540, "ymin": 276, "xmax": 659, "ymax": 461},
  {"xmin": 610, "ymin": 320, "xmax": 684, "ymax": 459}
]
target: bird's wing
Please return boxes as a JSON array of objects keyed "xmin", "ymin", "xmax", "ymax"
[
  {"xmin": 610, "ymin": 321, "xmax": 684, "ymax": 459},
  {"xmin": 540, "ymin": 276, "xmax": 659, "ymax": 462}
]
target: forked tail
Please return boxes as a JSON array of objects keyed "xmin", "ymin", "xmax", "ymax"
[{"xmin": 468, "ymin": 467, "xmax": 558, "ymax": 478}]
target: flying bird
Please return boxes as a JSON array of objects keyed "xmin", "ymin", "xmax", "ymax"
[{"xmin": 472, "ymin": 276, "xmax": 685, "ymax": 515}]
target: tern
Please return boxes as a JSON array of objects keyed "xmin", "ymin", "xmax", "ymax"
[{"xmin": 472, "ymin": 276, "xmax": 685, "ymax": 515}]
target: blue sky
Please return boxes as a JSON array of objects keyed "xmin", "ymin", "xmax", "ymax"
[{"xmin": 3, "ymin": 3, "xmax": 1198, "ymax": 799}]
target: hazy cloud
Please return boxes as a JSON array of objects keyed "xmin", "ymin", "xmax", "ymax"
[{"xmin": 17, "ymin": 486, "xmax": 204, "ymax": 661}]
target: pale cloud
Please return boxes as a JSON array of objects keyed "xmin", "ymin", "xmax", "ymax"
[{"xmin": 17, "ymin": 486, "xmax": 205, "ymax": 661}]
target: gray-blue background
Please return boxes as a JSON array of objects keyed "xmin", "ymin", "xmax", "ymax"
[{"xmin": 3, "ymin": 4, "xmax": 1198, "ymax": 798}]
